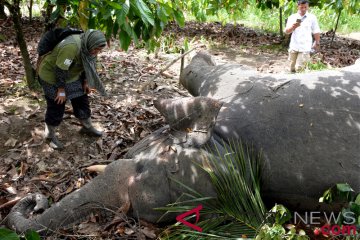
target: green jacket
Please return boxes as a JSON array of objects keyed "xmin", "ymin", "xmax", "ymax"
[{"xmin": 39, "ymin": 35, "xmax": 83, "ymax": 85}]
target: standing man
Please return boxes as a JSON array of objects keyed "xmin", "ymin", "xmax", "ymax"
[
  {"xmin": 38, "ymin": 29, "xmax": 108, "ymax": 150},
  {"xmin": 285, "ymin": 0, "xmax": 320, "ymax": 73}
]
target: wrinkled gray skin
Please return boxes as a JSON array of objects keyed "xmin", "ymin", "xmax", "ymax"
[
  {"xmin": 180, "ymin": 52, "xmax": 360, "ymax": 210},
  {"xmin": 6, "ymin": 97, "xmax": 221, "ymax": 234},
  {"xmin": 7, "ymin": 52, "xmax": 360, "ymax": 234}
]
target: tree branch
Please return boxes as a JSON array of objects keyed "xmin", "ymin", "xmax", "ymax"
[{"xmin": 140, "ymin": 47, "xmax": 200, "ymax": 91}]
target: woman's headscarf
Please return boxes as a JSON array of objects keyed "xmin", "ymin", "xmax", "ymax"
[{"xmin": 80, "ymin": 29, "xmax": 107, "ymax": 96}]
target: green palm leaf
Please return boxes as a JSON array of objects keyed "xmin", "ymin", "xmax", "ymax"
[
  {"xmin": 159, "ymin": 139, "xmax": 266, "ymax": 239},
  {"xmin": 204, "ymin": 140, "xmax": 266, "ymax": 226}
]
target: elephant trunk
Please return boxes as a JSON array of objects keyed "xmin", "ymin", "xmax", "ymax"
[
  {"xmin": 6, "ymin": 160, "xmax": 132, "ymax": 234},
  {"xmin": 6, "ymin": 193, "xmax": 48, "ymax": 233}
]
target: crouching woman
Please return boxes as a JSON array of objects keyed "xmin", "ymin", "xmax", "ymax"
[{"xmin": 38, "ymin": 29, "xmax": 108, "ymax": 149}]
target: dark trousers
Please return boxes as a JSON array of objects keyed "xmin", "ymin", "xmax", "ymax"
[{"xmin": 45, "ymin": 94, "xmax": 91, "ymax": 126}]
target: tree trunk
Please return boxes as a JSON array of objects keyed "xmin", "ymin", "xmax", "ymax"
[
  {"xmin": 5, "ymin": 0, "xmax": 38, "ymax": 89},
  {"xmin": 0, "ymin": 0, "xmax": 7, "ymax": 19},
  {"xmin": 44, "ymin": 0, "xmax": 55, "ymax": 31},
  {"xmin": 28, "ymin": 0, "xmax": 33, "ymax": 22},
  {"xmin": 279, "ymin": 7, "xmax": 283, "ymax": 37},
  {"xmin": 330, "ymin": 9, "xmax": 342, "ymax": 47},
  {"xmin": 282, "ymin": 16, "xmax": 290, "ymax": 46}
]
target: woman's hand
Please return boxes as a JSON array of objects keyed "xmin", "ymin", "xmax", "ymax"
[
  {"xmin": 83, "ymin": 81, "xmax": 91, "ymax": 94},
  {"xmin": 55, "ymin": 88, "xmax": 66, "ymax": 104},
  {"xmin": 82, "ymin": 80, "xmax": 95, "ymax": 94}
]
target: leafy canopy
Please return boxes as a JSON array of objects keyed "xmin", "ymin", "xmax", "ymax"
[
  {"xmin": 48, "ymin": 0, "xmax": 359, "ymax": 51},
  {"xmin": 50, "ymin": 0, "xmax": 185, "ymax": 51}
]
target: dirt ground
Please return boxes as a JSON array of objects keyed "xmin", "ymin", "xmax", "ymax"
[
  {"xmin": 0, "ymin": 19, "xmax": 359, "ymax": 238},
  {"xmin": 340, "ymin": 32, "xmax": 360, "ymax": 41}
]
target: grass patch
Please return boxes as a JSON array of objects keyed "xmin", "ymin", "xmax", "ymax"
[{"xmin": 305, "ymin": 59, "xmax": 328, "ymax": 71}]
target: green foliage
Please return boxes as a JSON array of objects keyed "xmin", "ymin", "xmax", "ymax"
[
  {"xmin": 158, "ymin": 140, "xmax": 266, "ymax": 239},
  {"xmin": 0, "ymin": 228, "xmax": 19, "ymax": 240},
  {"xmin": 256, "ymin": 224, "xmax": 309, "ymax": 240},
  {"xmin": 21, "ymin": 0, "xmax": 360, "ymax": 52},
  {"xmin": 160, "ymin": 33, "xmax": 181, "ymax": 54},
  {"xmin": 269, "ymin": 204, "xmax": 292, "ymax": 225},
  {"xmin": 256, "ymin": 205, "xmax": 309, "ymax": 240},
  {"xmin": 324, "ymin": 0, "xmax": 360, "ymax": 14},
  {"xmin": 234, "ymin": 0, "xmax": 360, "ymax": 35},
  {"xmin": 256, "ymin": 0, "xmax": 288, "ymax": 10},
  {"xmin": 311, "ymin": 6, "xmax": 360, "ymax": 33},
  {"xmin": 0, "ymin": 228, "xmax": 40, "ymax": 240},
  {"xmin": 320, "ymin": 183, "xmax": 355, "ymax": 203},
  {"xmin": 157, "ymin": 139, "xmax": 313, "ymax": 239},
  {"xmin": 24, "ymin": 230, "xmax": 41, "ymax": 240},
  {"xmin": 320, "ymin": 183, "xmax": 360, "ymax": 227},
  {"xmin": 234, "ymin": 0, "xmax": 360, "ymax": 34},
  {"xmin": 256, "ymin": 0, "xmax": 359, "ymax": 14},
  {"xmin": 185, "ymin": 0, "xmax": 250, "ymax": 23},
  {"xmin": 304, "ymin": 58, "xmax": 328, "ymax": 71},
  {"xmin": 182, "ymin": 37, "xmax": 196, "ymax": 53},
  {"xmin": 204, "ymin": 140, "xmax": 266, "ymax": 227},
  {"xmin": 67, "ymin": 0, "xmax": 185, "ymax": 50},
  {"xmin": 47, "ymin": 0, "xmax": 185, "ymax": 51}
]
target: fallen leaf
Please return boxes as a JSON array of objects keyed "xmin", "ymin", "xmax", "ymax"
[
  {"xmin": 65, "ymin": 183, "xmax": 74, "ymax": 194},
  {"xmin": 115, "ymin": 226, "xmax": 125, "ymax": 235},
  {"xmin": 4, "ymin": 137, "xmax": 17, "ymax": 147},
  {"xmin": 124, "ymin": 227, "xmax": 135, "ymax": 235},
  {"xmin": 136, "ymin": 232, "xmax": 146, "ymax": 240},
  {"xmin": 19, "ymin": 161, "xmax": 27, "ymax": 177},
  {"xmin": 5, "ymin": 185, "xmax": 17, "ymax": 195},
  {"xmin": 77, "ymin": 222, "xmax": 102, "ymax": 235},
  {"xmin": 141, "ymin": 227, "xmax": 156, "ymax": 239}
]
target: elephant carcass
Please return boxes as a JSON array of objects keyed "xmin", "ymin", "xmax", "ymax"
[
  {"xmin": 180, "ymin": 51, "xmax": 360, "ymax": 210},
  {"xmin": 6, "ymin": 97, "xmax": 221, "ymax": 234}
]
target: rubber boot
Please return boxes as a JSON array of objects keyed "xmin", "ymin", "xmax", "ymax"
[
  {"xmin": 79, "ymin": 118, "xmax": 103, "ymax": 137},
  {"xmin": 44, "ymin": 124, "xmax": 64, "ymax": 150}
]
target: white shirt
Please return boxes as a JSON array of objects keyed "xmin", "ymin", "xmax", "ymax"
[{"xmin": 286, "ymin": 12, "xmax": 320, "ymax": 52}]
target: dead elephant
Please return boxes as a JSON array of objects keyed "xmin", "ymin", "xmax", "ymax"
[
  {"xmin": 180, "ymin": 52, "xmax": 360, "ymax": 209},
  {"xmin": 5, "ymin": 97, "xmax": 222, "ymax": 234},
  {"xmin": 6, "ymin": 52, "xmax": 360, "ymax": 234}
]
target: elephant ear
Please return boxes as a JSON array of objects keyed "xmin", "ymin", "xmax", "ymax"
[{"xmin": 154, "ymin": 97, "xmax": 222, "ymax": 146}]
